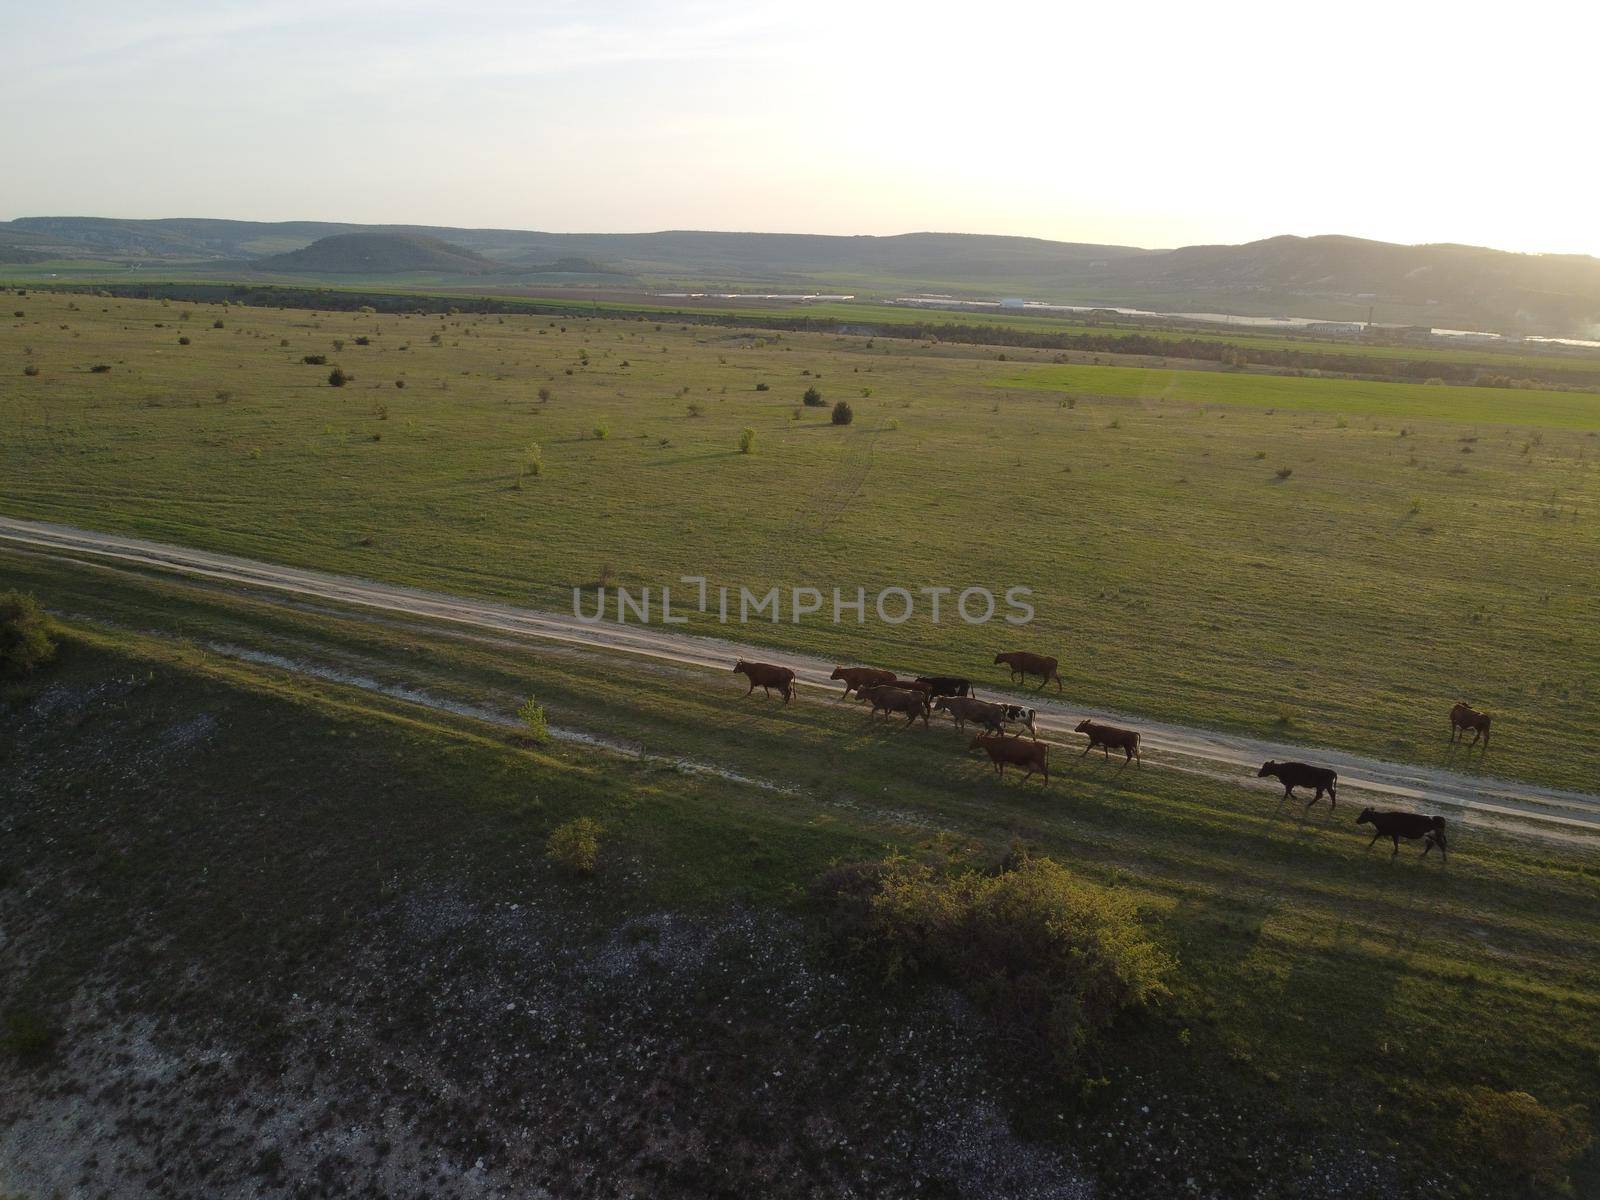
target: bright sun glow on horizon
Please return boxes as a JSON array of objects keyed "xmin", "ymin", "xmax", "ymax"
[{"xmin": 5, "ymin": 0, "xmax": 1598, "ymax": 257}]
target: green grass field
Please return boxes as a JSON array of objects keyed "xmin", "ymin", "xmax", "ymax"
[
  {"xmin": 3, "ymin": 291, "xmax": 1599, "ymax": 794},
  {"xmin": 4, "ymin": 549, "xmax": 1597, "ymax": 1195}
]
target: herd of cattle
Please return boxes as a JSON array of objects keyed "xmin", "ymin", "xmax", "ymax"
[{"xmin": 732, "ymin": 654, "xmax": 1469, "ymax": 862}]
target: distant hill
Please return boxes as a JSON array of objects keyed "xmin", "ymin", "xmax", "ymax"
[
  {"xmin": 3, "ymin": 216, "xmax": 1599, "ymax": 335},
  {"xmin": 252, "ymin": 233, "xmax": 498, "ymax": 275}
]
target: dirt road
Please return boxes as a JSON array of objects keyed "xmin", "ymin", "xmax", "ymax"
[{"xmin": 4, "ymin": 514, "xmax": 1596, "ymax": 843}]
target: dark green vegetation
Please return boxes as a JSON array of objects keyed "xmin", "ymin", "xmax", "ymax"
[
  {"xmin": 2, "ymin": 548, "xmax": 1597, "ymax": 1196},
  {"xmin": 252, "ymin": 233, "xmax": 499, "ymax": 275},
  {"xmin": 4, "ymin": 292, "xmax": 1598, "ymax": 792},
  {"xmin": 0, "ymin": 587, "xmax": 56, "ymax": 676},
  {"xmin": 6, "ymin": 217, "xmax": 1600, "ymax": 333}
]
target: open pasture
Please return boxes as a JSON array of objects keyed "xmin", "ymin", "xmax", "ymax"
[
  {"xmin": 4, "ymin": 548, "xmax": 1598, "ymax": 1195},
  {"xmin": 4, "ymin": 291, "xmax": 1599, "ymax": 791}
]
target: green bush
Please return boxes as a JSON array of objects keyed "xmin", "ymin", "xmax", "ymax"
[
  {"xmin": 739, "ymin": 427, "xmax": 756, "ymax": 454},
  {"xmin": 328, "ymin": 367, "xmax": 351, "ymax": 387},
  {"xmin": 802, "ymin": 386, "xmax": 824, "ymax": 407},
  {"xmin": 547, "ymin": 817, "xmax": 601, "ymax": 875},
  {"xmin": 303, "ymin": 354, "xmax": 328, "ymax": 365},
  {"xmin": 830, "ymin": 400, "xmax": 853, "ymax": 426},
  {"xmin": 816, "ymin": 854, "xmax": 1172, "ymax": 1072},
  {"xmin": 0, "ymin": 590, "xmax": 56, "ymax": 678},
  {"xmin": 1452, "ymin": 1087, "xmax": 1591, "ymax": 1189},
  {"xmin": 517, "ymin": 696, "xmax": 548, "ymax": 741}
]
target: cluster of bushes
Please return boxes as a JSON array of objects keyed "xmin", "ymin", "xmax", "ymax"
[
  {"xmin": 0, "ymin": 590, "xmax": 57, "ymax": 678},
  {"xmin": 1451, "ymin": 1086, "xmax": 1592, "ymax": 1189},
  {"xmin": 815, "ymin": 852, "xmax": 1172, "ymax": 1073}
]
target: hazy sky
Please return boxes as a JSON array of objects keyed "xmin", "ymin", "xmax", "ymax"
[{"xmin": 5, "ymin": 0, "xmax": 1596, "ymax": 255}]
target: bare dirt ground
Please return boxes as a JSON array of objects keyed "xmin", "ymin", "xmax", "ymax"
[{"xmin": 4, "ymin": 516, "xmax": 1593, "ymax": 845}]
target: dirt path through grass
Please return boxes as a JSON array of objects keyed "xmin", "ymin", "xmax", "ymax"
[{"xmin": 5, "ymin": 512, "xmax": 1597, "ymax": 843}]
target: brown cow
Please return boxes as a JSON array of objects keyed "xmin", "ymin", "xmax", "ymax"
[
  {"xmin": 994, "ymin": 651, "xmax": 1062, "ymax": 692},
  {"xmin": 1074, "ymin": 719, "xmax": 1141, "ymax": 766},
  {"xmin": 830, "ymin": 665, "xmax": 896, "ymax": 699},
  {"xmin": 1449, "ymin": 702, "xmax": 1491, "ymax": 747},
  {"xmin": 968, "ymin": 733, "xmax": 1050, "ymax": 785},
  {"xmin": 933, "ymin": 695, "xmax": 1007, "ymax": 734},
  {"xmin": 860, "ymin": 684, "xmax": 930, "ymax": 727},
  {"xmin": 733, "ymin": 659, "xmax": 796, "ymax": 704}
]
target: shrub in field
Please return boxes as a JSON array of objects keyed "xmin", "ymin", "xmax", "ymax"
[
  {"xmin": 517, "ymin": 696, "xmax": 549, "ymax": 742},
  {"xmin": 1451, "ymin": 1087, "xmax": 1591, "ymax": 1189},
  {"xmin": 686, "ymin": 402, "xmax": 703, "ymax": 417},
  {"xmin": 1275, "ymin": 466, "xmax": 1293, "ymax": 480},
  {"xmin": 537, "ymin": 386, "xmax": 552, "ymax": 403},
  {"xmin": 815, "ymin": 854, "xmax": 1172, "ymax": 1073},
  {"xmin": 354, "ymin": 336, "xmax": 370, "ymax": 346},
  {"xmin": 525, "ymin": 442, "xmax": 544, "ymax": 477},
  {"xmin": 332, "ymin": 339, "xmax": 345, "ymax": 351},
  {"xmin": 0, "ymin": 590, "xmax": 57, "ymax": 678},
  {"xmin": 546, "ymin": 817, "xmax": 601, "ymax": 875},
  {"xmin": 328, "ymin": 368, "xmax": 351, "ymax": 387},
  {"xmin": 303, "ymin": 354, "xmax": 328, "ymax": 365},
  {"xmin": 394, "ymin": 379, "xmax": 405, "ymax": 389},
  {"xmin": 802, "ymin": 386, "xmax": 824, "ymax": 407},
  {"xmin": 739, "ymin": 427, "xmax": 756, "ymax": 454},
  {"xmin": 89, "ymin": 363, "xmax": 112, "ymax": 373},
  {"xmin": 22, "ymin": 364, "xmax": 39, "ymax": 377},
  {"xmin": 212, "ymin": 319, "xmax": 224, "ymax": 329},
  {"xmin": 593, "ymin": 423, "xmax": 609, "ymax": 440},
  {"xmin": 755, "ymin": 382, "xmax": 769, "ymax": 392},
  {"xmin": 831, "ymin": 400, "xmax": 853, "ymax": 426},
  {"xmin": 177, "ymin": 336, "xmax": 191, "ymax": 345}
]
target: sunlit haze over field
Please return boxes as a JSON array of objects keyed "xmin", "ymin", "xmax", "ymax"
[{"xmin": 5, "ymin": 0, "xmax": 1596, "ymax": 255}]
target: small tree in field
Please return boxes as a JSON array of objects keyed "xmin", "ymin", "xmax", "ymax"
[
  {"xmin": 517, "ymin": 697, "xmax": 548, "ymax": 742},
  {"xmin": 328, "ymin": 367, "xmax": 351, "ymax": 387},
  {"xmin": 739, "ymin": 427, "xmax": 756, "ymax": 454},
  {"xmin": 802, "ymin": 386, "xmax": 824, "ymax": 407},
  {"xmin": 831, "ymin": 400, "xmax": 854, "ymax": 426},
  {"xmin": 0, "ymin": 590, "xmax": 56, "ymax": 677}
]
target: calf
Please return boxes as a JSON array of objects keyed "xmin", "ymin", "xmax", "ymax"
[
  {"xmin": 968, "ymin": 733, "xmax": 1049, "ymax": 785},
  {"xmin": 1000, "ymin": 704, "xmax": 1039, "ymax": 739},
  {"xmin": 860, "ymin": 684, "xmax": 931, "ymax": 727},
  {"xmin": 1356, "ymin": 809, "xmax": 1447, "ymax": 861},
  {"xmin": 994, "ymin": 651, "xmax": 1062, "ymax": 692},
  {"xmin": 1074, "ymin": 719, "xmax": 1141, "ymax": 766},
  {"xmin": 733, "ymin": 659, "xmax": 796, "ymax": 704},
  {"xmin": 915, "ymin": 675, "xmax": 973, "ymax": 699},
  {"xmin": 1449, "ymin": 702, "xmax": 1491, "ymax": 747},
  {"xmin": 830, "ymin": 665, "xmax": 895, "ymax": 699},
  {"xmin": 1258, "ymin": 760, "xmax": 1339, "ymax": 810},
  {"xmin": 933, "ymin": 695, "xmax": 1007, "ymax": 734}
]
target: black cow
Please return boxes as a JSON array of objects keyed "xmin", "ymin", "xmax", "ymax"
[
  {"xmin": 915, "ymin": 675, "xmax": 972, "ymax": 699},
  {"xmin": 1357, "ymin": 809, "xmax": 1447, "ymax": 860},
  {"xmin": 1257, "ymin": 760, "xmax": 1339, "ymax": 809}
]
